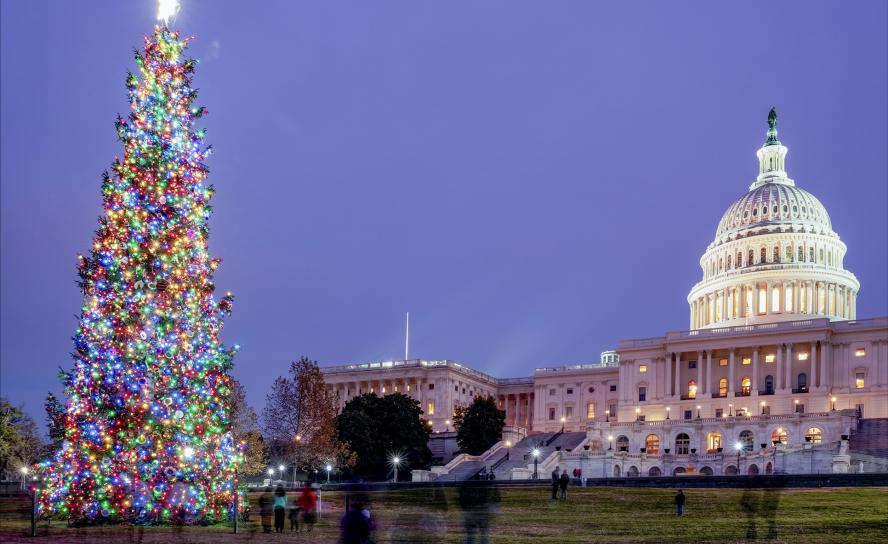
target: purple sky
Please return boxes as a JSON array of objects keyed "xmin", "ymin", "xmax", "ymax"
[{"xmin": 2, "ymin": 1, "xmax": 886, "ymax": 428}]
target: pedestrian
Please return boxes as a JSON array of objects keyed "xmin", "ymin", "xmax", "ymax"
[
  {"xmin": 551, "ymin": 465, "xmax": 560, "ymax": 500},
  {"xmin": 298, "ymin": 481, "xmax": 318, "ymax": 532},
  {"xmin": 289, "ymin": 498, "xmax": 301, "ymax": 532},
  {"xmin": 258, "ymin": 487, "xmax": 273, "ymax": 534},
  {"xmin": 273, "ymin": 484, "xmax": 286, "ymax": 533},
  {"xmin": 675, "ymin": 489, "xmax": 686, "ymax": 516},
  {"xmin": 341, "ymin": 492, "xmax": 375, "ymax": 544},
  {"xmin": 559, "ymin": 469, "xmax": 569, "ymax": 500}
]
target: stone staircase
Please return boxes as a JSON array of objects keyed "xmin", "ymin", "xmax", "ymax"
[
  {"xmin": 493, "ymin": 432, "xmax": 587, "ymax": 480},
  {"xmin": 849, "ymin": 418, "xmax": 888, "ymax": 473}
]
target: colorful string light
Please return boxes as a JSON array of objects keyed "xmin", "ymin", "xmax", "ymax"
[{"xmin": 38, "ymin": 26, "xmax": 242, "ymax": 523}]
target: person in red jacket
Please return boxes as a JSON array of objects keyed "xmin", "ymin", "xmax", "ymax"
[{"xmin": 297, "ymin": 481, "xmax": 318, "ymax": 532}]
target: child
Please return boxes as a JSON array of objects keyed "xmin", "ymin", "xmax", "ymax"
[
  {"xmin": 288, "ymin": 503, "xmax": 301, "ymax": 532},
  {"xmin": 675, "ymin": 489, "xmax": 686, "ymax": 516}
]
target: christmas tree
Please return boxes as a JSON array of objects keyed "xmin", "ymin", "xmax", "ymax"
[{"xmin": 38, "ymin": 25, "xmax": 241, "ymax": 523}]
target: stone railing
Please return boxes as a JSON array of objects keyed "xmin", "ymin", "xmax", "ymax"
[
  {"xmin": 600, "ymin": 411, "xmax": 846, "ymax": 428},
  {"xmin": 320, "ymin": 358, "xmax": 500, "ymax": 385}
]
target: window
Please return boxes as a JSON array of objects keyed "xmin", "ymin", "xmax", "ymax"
[
  {"xmin": 772, "ymin": 286, "xmax": 780, "ymax": 312},
  {"xmin": 785, "ymin": 246, "xmax": 792, "ymax": 261},
  {"xmin": 707, "ymin": 432, "xmax": 722, "ymax": 453},
  {"xmin": 616, "ymin": 436, "xmax": 629, "ymax": 452},
  {"xmin": 760, "ymin": 247, "xmax": 767, "ymax": 263},
  {"xmin": 462, "ymin": 388, "xmax": 466, "ymax": 394},
  {"xmin": 675, "ymin": 433, "xmax": 690, "ymax": 455},
  {"xmin": 719, "ymin": 358, "xmax": 728, "ymax": 366},
  {"xmin": 856, "ymin": 372, "xmax": 865, "ymax": 389},
  {"xmin": 687, "ymin": 380, "xmax": 697, "ymax": 399},
  {"xmin": 773, "ymin": 246, "xmax": 780, "ymax": 262},
  {"xmin": 719, "ymin": 379, "xmax": 727, "ymax": 397},
  {"xmin": 455, "ymin": 385, "xmax": 459, "ymax": 392},
  {"xmin": 608, "ymin": 402, "xmax": 617, "ymax": 417},
  {"xmin": 798, "ymin": 247, "xmax": 804, "ymax": 262},
  {"xmin": 758, "ymin": 288, "xmax": 767, "ymax": 313},
  {"xmin": 809, "ymin": 247, "xmax": 815, "ymax": 262},
  {"xmin": 819, "ymin": 248, "xmax": 824, "ymax": 263},
  {"xmin": 748, "ymin": 250, "xmax": 754, "ymax": 265},
  {"xmin": 855, "ymin": 348, "xmax": 866, "ymax": 357},
  {"xmin": 765, "ymin": 375, "xmax": 774, "ymax": 394},
  {"xmin": 428, "ymin": 383, "xmax": 435, "ymax": 390},
  {"xmin": 727, "ymin": 255, "xmax": 732, "ymax": 269},
  {"xmin": 785, "ymin": 285, "xmax": 793, "ymax": 312},
  {"xmin": 715, "ymin": 408, "xmax": 724, "ymax": 418},
  {"xmin": 638, "ymin": 387, "xmax": 647, "ymax": 402},
  {"xmin": 765, "ymin": 354, "xmax": 775, "ymax": 363},
  {"xmin": 549, "ymin": 388, "xmax": 556, "ymax": 395},
  {"xmin": 739, "ymin": 430, "xmax": 754, "ymax": 452},
  {"xmin": 795, "ymin": 403, "xmax": 805, "ymax": 414},
  {"xmin": 565, "ymin": 406, "xmax": 573, "ymax": 419},
  {"xmin": 742, "ymin": 357, "xmax": 751, "ymax": 365},
  {"xmin": 586, "ymin": 402, "xmax": 595, "ymax": 419},
  {"xmin": 737, "ymin": 252, "xmax": 743, "ymax": 267},
  {"xmin": 645, "ymin": 434, "xmax": 660, "ymax": 455},
  {"xmin": 797, "ymin": 352, "xmax": 809, "ymax": 361},
  {"xmin": 381, "ymin": 387, "xmax": 386, "ymax": 393},
  {"xmin": 548, "ymin": 407, "xmax": 556, "ymax": 421},
  {"xmin": 566, "ymin": 388, "xmax": 574, "ymax": 395},
  {"xmin": 639, "ymin": 365, "xmax": 647, "ymax": 373},
  {"xmin": 689, "ymin": 360, "xmax": 697, "ymax": 369},
  {"xmin": 684, "ymin": 410, "xmax": 693, "ymax": 420},
  {"xmin": 588, "ymin": 386, "xmax": 595, "ymax": 393},
  {"xmin": 805, "ymin": 427, "xmax": 822, "ymax": 444},
  {"xmin": 427, "ymin": 402, "xmax": 435, "ymax": 415},
  {"xmin": 741, "ymin": 377, "xmax": 752, "ymax": 396},
  {"xmin": 609, "ymin": 385, "xmax": 617, "ymax": 392},
  {"xmin": 797, "ymin": 373, "xmax": 807, "ymax": 391}
]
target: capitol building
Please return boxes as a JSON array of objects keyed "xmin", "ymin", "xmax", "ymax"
[{"xmin": 323, "ymin": 110, "xmax": 887, "ymax": 478}]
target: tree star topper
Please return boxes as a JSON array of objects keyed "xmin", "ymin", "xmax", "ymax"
[{"xmin": 157, "ymin": 0, "xmax": 180, "ymax": 24}]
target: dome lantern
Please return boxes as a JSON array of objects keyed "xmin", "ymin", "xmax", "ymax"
[{"xmin": 753, "ymin": 107, "xmax": 791, "ymax": 189}]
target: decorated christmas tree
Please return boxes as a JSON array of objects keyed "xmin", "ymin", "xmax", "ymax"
[{"xmin": 38, "ymin": 24, "xmax": 241, "ymax": 523}]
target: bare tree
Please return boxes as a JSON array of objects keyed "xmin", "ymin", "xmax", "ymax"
[{"xmin": 229, "ymin": 380, "xmax": 266, "ymax": 475}]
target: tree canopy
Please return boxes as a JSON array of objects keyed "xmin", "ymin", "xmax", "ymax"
[
  {"xmin": 453, "ymin": 395, "xmax": 505, "ymax": 455},
  {"xmin": 0, "ymin": 398, "xmax": 41, "ymax": 480},
  {"xmin": 335, "ymin": 393, "xmax": 432, "ymax": 480}
]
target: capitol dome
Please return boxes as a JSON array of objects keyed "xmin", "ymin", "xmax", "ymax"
[{"xmin": 687, "ymin": 109, "xmax": 859, "ymax": 329}]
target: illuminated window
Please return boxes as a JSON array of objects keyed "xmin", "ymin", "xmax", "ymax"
[
  {"xmin": 739, "ymin": 430, "xmax": 754, "ymax": 451},
  {"xmin": 719, "ymin": 379, "xmax": 727, "ymax": 397},
  {"xmin": 707, "ymin": 432, "xmax": 722, "ymax": 453},
  {"xmin": 638, "ymin": 387, "xmax": 647, "ymax": 402},
  {"xmin": 785, "ymin": 285, "xmax": 793, "ymax": 312},
  {"xmin": 856, "ymin": 372, "xmax": 865, "ymax": 389},
  {"xmin": 565, "ymin": 406, "xmax": 573, "ymax": 419},
  {"xmin": 805, "ymin": 428, "xmax": 822, "ymax": 445},
  {"xmin": 719, "ymin": 358, "xmax": 728, "ymax": 366},
  {"xmin": 687, "ymin": 381, "xmax": 697, "ymax": 400},
  {"xmin": 742, "ymin": 357, "xmax": 751, "ymax": 365},
  {"xmin": 800, "ymin": 287, "xmax": 807, "ymax": 312},
  {"xmin": 797, "ymin": 353, "xmax": 809, "ymax": 361},
  {"xmin": 741, "ymin": 377, "xmax": 752, "ymax": 396},
  {"xmin": 771, "ymin": 429, "xmax": 788, "ymax": 445},
  {"xmin": 645, "ymin": 434, "xmax": 660, "ymax": 455},
  {"xmin": 586, "ymin": 402, "xmax": 595, "ymax": 419},
  {"xmin": 772, "ymin": 286, "xmax": 780, "ymax": 312},
  {"xmin": 758, "ymin": 288, "xmax": 767, "ymax": 313},
  {"xmin": 382, "ymin": 387, "xmax": 386, "ymax": 394},
  {"xmin": 855, "ymin": 348, "xmax": 866, "ymax": 357},
  {"xmin": 765, "ymin": 354, "xmax": 775, "ymax": 363},
  {"xmin": 639, "ymin": 365, "xmax": 647, "ymax": 373},
  {"xmin": 760, "ymin": 247, "xmax": 767, "ymax": 263},
  {"xmin": 798, "ymin": 247, "xmax": 804, "ymax": 262},
  {"xmin": 616, "ymin": 436, "xmax": 629, "ymax": 452},
  {"xmin": 427, "ymin": 402, "xmax": 435, "ymax": 415},
  {"xmin": 406, "ymin": 385, "xmax": 411, "ymax": 392}
]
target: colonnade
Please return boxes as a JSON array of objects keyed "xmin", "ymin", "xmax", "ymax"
[
  {"xmin": 691, "ymin": 280, "xmax": 856, "ymax": 329},
  {"xmin": 496, "ymin": 393, "xmax": 534, "ymax": 429}
]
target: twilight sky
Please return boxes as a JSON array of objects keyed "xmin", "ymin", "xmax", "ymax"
[{"xmin": 2, "ymin": 0, "xmax": 886, "ymax": 427}]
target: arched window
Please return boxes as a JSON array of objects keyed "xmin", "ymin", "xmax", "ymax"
[
  {"xmin": 773, "ymin": 246, "xmax": 780, "ymax": 262},
  {"xmin": 739, "ymin": 430, "xmax": 754, "ymax": 451},
  {"xmin": 648, "ymin": 466, "xmax": 662, "ymax": 477},
  {"xmin": 673, "ymin": 467, "xmax": 686, "ymax": 476},
  {"xmin": 765, "ymin": 375, "xmax": 774, "ymax": 395},
  {"xmin": 613, "ymin": 465, "xmax": 621, "ymax": 477},
  {"xmin": 748, "ymin": 464, "xmax": 760, "ymax": 475},
  {"xmin": 719, "ymin": 258, "xmax": 723, "ymax": 272},
  {"xmin": 699, "ymin": 466, "xmax": 714, "ymax": 476},
  {"xmin": 737, "ymin": 252, "xmax": 743, "ymax": 267},
  {"xmin": 725, "ymin": 465, "xmax": 739, "ymax": 475},
  {"xmin": 809, "ymin": 247, "xmax": 815, "ymax": 262},
  {"xmin": 765, "ymin": 462, "xmax": 773, "ymax": 475},
  {"xmin": 706, "ymin": 432, "xmax": 722, "ymax": 453},
  {"xmin": 798, "ymin": 373, "xmax": 808, "ymax": 391},
  {"xmin": 798, "ymin": 246, "xmax": 804, "ymax": 262},
  {"xmin": 771, "ymin": 428, "xmax": 788, "ymax": 445},
  {"xmin": 675, "ymin": 433, "xmax": 690, "ymax": 455},
  {"xmin": 645, "ymin": 434, "xmax": 660, "ymax": 455},
  {"xmin": 616, "ymin": 435, "xmax": 629, "ymax": 452},
  {"xmin": 740, "ymin": 376, "xmax": 752, "ymax": 396},
  {"xmin": 805, "ymin": 427, "xmax": 822, "ymax": 444},
  {"xmin": 785, "ymin": 246, "xmax": 792, "ymax": 261},
  {"xmin": 687, "ymin": 380, "xmax": 697, "ymax": 399},
  {"xmin": 727, "ymin": 255, "xmax": 732, "ymax": 269},
  {"xmin": 586, "ymin": 402, "xmax": 595, "ymax": 419},
  {"xmin": 760, "ymin": 247, "xmax": 767, "ymax": 263},
  {"xmin": 627, "ymin": 466, "xmax": 639, "ymax": 477},
  {"xmin": 748, "ymin": 250, "xmax": 754, "ymax": 266},
  {"xmin": 819, "ymin": 248, "xmax": 824, "ymax": 263},
  {"xmin": 718, "ymin": 378, "xmax": 727, "ymax": 397}
]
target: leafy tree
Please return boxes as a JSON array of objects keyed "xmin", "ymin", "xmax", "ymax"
[
  {"xmin": 335, "ymin": 393, "xmax": 432, "ymax": 480},
  {"xmin": 262, "ymin": 357, "xmax": 352, "ymax": 471},
  {"xmin": 44, "ymin": 392, "xmax": 66, "ymax": 449},
  {"xmin": 229, "ymin": 380, "xmax": 266, "ymax": 475},
  {"xmin": 453, "ymin": 396, "xmax": 505, "ymax": 455},
  {"xmin": 0, "ymin": 398, "xmax": 42, "ymax": 480}
]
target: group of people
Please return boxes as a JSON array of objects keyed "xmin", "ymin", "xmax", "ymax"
[
  {"xmin": 257, "ymin": 482, "xmax": 318, "ymax": 534},
  {"xmin": 550, "ymin": 466, "xmax": 571, "ymax": 500}
]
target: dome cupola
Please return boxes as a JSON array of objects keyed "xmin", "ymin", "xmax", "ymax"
[{"xmin": 687, "ymin": 109, "xmax": 859, "ymax": 329}]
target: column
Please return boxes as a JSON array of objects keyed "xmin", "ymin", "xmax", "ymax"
[
  {"xmin": 809, "ymin": 341, "xmax": 818, "ymax": 390},
  {"xmin": 738, "ymin": 286, "xmax": 745, "ymax": 318},
  {"xmin": 665, "ymin": 353, "xmax": 672, "ymax": 398},
  {"xmin": 752, "ymin": 347, "xmax": 760, "ymax": 395},
  {"xmin": 765, "ymin": 282, "xmax": 772, "ymax": 315},
  {"xmin": 705, "ymin": 351, "xmax": 713, "ymax": 395},
  {"xmin": 821, "ymin": 341, "xmax": 831, "ymax": 391},
  {"xmin": 753, "ymin": 283, "xmax": 760, "ymax": 315},
  {"xmin": 721, "ymin": 289, "xmax": 728, "ymax": 323},
  {"xmin": 728, "ymin": 349, "xmax": 736, "ymax": 395},
  {"xmin": 691, "ymin": 301, "xmax": 696, "ymax": 330},
  {"xmin": 785, "ymin": 343, "xmax": 793, "ymax": 392},
  {"xmin": 821, "ymin": 343, "xmax": 832, "ymax": 389},
  {"xmin": 696, "ymin": 351, "xmax": 703, "ymax": 397},
  {"xmin": 775, "ymin": 345, "xmax": 783, "ymax": 391},
  {"xmin": 793, "ymin": 281, "xmax": 800, "ymax": 316},
  {"xmin": 674, "ymin": 353, "xmax": 681, "ymax": 399}
]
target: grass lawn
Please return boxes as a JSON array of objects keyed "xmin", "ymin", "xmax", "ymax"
[{"xmin": 1, "ymin": 486, "xmax": 886, "ymax": 543}]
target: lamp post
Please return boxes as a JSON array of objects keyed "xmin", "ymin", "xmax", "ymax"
[
  {"xmin": 532, "ymin": 448, "xmax": 540, "ymax": 479},
  {"xmin": 794, "ymin": 399, "xmax": 799, "ymax": 413},
  {"xmin": 267, "ymin": 468, "xmax": 274, "ymax": 484},
  {"xmin": 607, "ymin": 435, "xmax": 613, "ymax": 451},
  {"xmin": 728, "ymin": 403, "xmax": 733, "ymax": 417},
  {"xmin": 635, "ymin": 408, "xmax": 641, "ymax": 422},
  {"xmin": 505, "ymin": 440, "xmax": 512, "ymax": 461},
  {"xmin": 278, "ymin": 464, "xmax": 285, "ymax": 484},
  {"xmin": 760, "ymin": 401, "xmax": 766, "ymax": 415},
  {"xmin": 560, "ymin": 416, "xmax": 566, "ymax": 433},
  {"xmin": 392, "ymin": 456, "xmax": 401, "ymax": 482},
  {"xmin": 605, "ymin": 409, "xmax": 610, "ymax": 422},
  {"xmin": 666, "ymin": 407, "xmax": 670, "ymax": 420},
  {"xmin": 294, "ymin": 434, "xmax": 302, "ymax": 486},
  {"xmin": 696, "ymin": 405, "xmax": 701, "ymax": 419},
  {"xmin": 19, "ymin": 467, "xmax": 28, "ymax": 490},
  {"xmin": 325, "ymin": 464, "xmax": 333, "ymax": 484},
  {"xmin": 445, "ymin": 419, "xmax": 451, "ymax": 432},
  {"xmin": 735, "ymin": 441, "xmax": 743, "ymax": 475},
  {"xmin": 831, "ymin": 396, "xmax": 837, "ymax": 411}
]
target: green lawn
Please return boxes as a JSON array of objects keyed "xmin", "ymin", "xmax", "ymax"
[{"xmin": 1, "ymin": 486, "xmax": 886, "ymax": 543}]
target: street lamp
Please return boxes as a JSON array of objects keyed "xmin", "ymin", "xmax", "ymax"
[
  {"xmin": 505, "ymin": 440, "xmax": 512, "ymax": 461},
  {"xmin": 392, "ymin": 456, "xmax": 401, "ymax": 482},
  {"xmin": 278, "ymin": 464, "xmax": 285, "ymax": 483},
  {"xmin": 560, "ymin": 416, "xmax": 566, "ymax": 432},
  {"xmin": 607, "ymin": 435, "xmax": 613, "ymax": 451},
  {"xmin": 735, "ymin": 441, "xmax": 743, "ymax": 475},
  {"xmin": 696, "ymin": 405, "xmax": 702, "ymax": 419},
  {"xmin": 445, "ymin": 419, "xmax": 451, "ymax": 432},
  {"xmin": 635, "ymin": 408, "xmax": 641, "ymax": 421},
  {"xmin": 294, "ymin": 435, "xmax": 302, "ymax": 486},
  {"xmin": 794, "ymin": 399, "xmax": 799, "ymax": 413},
  {"xmin": 728, "ymin": 403, "xmax": 733, "ymax": 416},
  {"xmin": 19, "ymin": 467, "xmax": 28, "ymax": 490},
  {"xmin": 605, "ymin": 409, "xmax": 610, "ymax": 422},
  {"xmin": 831, "ymin": 396, "xmax": 837, "ymax": 411},
  {"xmin": 267, "ymin": 468, "xmax": 274, "ymax": 482},
  {"xmin": 532, "ymin": 448, "xmax": 540, "ymax": 479},
  {"xmin": 325, "ymin": 464, "xmax": 333, "ymax": 483},
  {"xmin": 760, "ymin": 401, "xmax": 767, "ymax": 415},
  {"xmin": 666, "ymin": 407, "xmax": 670, "ymax": 420}
]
